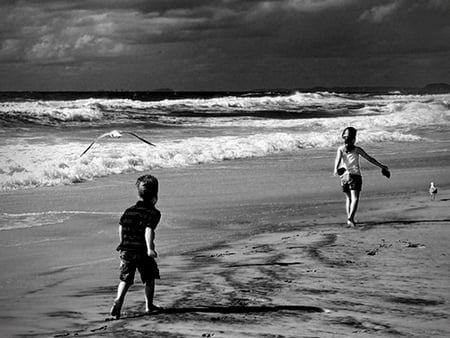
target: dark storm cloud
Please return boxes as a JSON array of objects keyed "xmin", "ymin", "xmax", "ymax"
[{"xmin": 0, "ymin": 0, "xmax": 449, "ymax": 90}]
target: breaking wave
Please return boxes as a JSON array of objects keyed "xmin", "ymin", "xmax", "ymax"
[
  {"xmin": 0, "ymin": 130, "xmax": 421, "ymax": 191},
  {"xmin": 1, "ymin": 92, "xmax": 448, "ymax": 128},
  {"xmin": 0, "ymin": 91, "xmax": 448, "ymax": 191}
]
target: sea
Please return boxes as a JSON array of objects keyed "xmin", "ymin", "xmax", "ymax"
[
  {"xmin": 0, "ymin": 89, "xmax": 449, "ymax": 193},
  {"xmin": 1, "ymin": 90, "xmax": 449, "ymax": 338}
]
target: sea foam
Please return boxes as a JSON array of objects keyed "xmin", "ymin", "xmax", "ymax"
[
  {"xmin": 0, "ymin": 92, "xmax": 448, "ymax": 190},
  {"xmin": 1, "ymin": 92, "xmax": 448, "ymax": 127},
  {"xmin": 0, "ymin": 130, "xmax": 421, "ymax": 191},
  {"xmin": 0, "ymin": 211, "xmax": 120, "ymax": 231}
]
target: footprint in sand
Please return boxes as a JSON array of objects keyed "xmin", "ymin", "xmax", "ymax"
[
  {"xmin": 90, "ymin": 325, "xmax": 107, "ymax": 332},
  {"xmin": 401, "ymin": 241, "xmax": 426, "ymax": 248}
]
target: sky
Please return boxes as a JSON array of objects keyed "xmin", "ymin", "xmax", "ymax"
[{"xmin": 0, "ymin": 0, "xmax": 449, "ymax": 91}]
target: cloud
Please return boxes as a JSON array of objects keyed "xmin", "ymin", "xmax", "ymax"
[
  {"xmin": 0, "ymin": 3, "xmax": 149, "ymax": 64},
  {"xmin": 428, "ymin": 0, "xmax": 450, "ymax": 10},
  {"xmin": 1, "ymin": 1, "xmax": 447, "ymax": 63},
  {"xmin": 359, "ymin": 1, "xmax": 403, "ymax": 23},
  {"xmin": 0, "ymin": 0, "xmax": 449, "ymax": 90},
  {"xmin": 0, "ymin": 0, "xmax": 242, "ymax": 65},
  {"xmin": 284, "ymin": 0, "xmax": 357, "ymax": 12}
]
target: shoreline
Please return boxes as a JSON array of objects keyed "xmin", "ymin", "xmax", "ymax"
[
  {"xmin": 1, "ymin": 146, "xmax": 449, "ymax": 337},
  {"xmin": 2, "ymin": 188, "xmax": 448, "ymax": 338}
]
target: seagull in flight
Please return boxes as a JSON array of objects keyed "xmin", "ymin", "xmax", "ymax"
[{"xmin": 80, "ymin": 130, "xmax": 156, "ymax": 157}]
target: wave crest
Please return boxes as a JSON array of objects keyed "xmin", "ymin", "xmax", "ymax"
[
  {"xmin": 1, "ymin": 93, "xmax": 448, "ymax": 127},
  {"xmin": 0, "ymin": 130, "xmax": 421, "ymax": 191}
]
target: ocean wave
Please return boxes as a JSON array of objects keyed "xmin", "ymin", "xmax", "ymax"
[
  {"xmin": 0, "ymin": 100, "xmax": 106, "ymax": 128},
  {"xmin": 0, "ymin": 91, "xmax": 447, "ymax": 191},
  {"xmin": 0, "ymin": 130, "xmax": 422, "ymax": 191},
  {"xmin": 183, "ymin": 96, "xmax": 450, "ymax": 130},
  {"xmin": 1, "ymin": 92, "xmax": 448, "ymax": 127}
]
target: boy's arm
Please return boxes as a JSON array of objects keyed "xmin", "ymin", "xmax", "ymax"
[
  {"xmin": 119, "ymin": 224, "xmax": 124, "ymax": 243},
  {"xmin": 357, "ymin": 147, "xmax": 388, "ymax": 169},
  {"xmin": 145, "ymin": 227, "xmax": 157, "ymax": 258},
  {"xmin": 333, "ymin": 148, "xmax": 342, "ymax": 175}
]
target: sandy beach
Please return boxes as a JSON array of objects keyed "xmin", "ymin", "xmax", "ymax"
[{"xmin": 1, "ymin": 143, "xmax": 449, "ymax": 337}]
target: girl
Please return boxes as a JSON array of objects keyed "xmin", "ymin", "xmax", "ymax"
[{"xmin": 334, "ymin": 127, "xmax": 389, "ymax": 227}]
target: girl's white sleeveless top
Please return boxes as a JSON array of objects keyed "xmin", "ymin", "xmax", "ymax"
[{"xmin": 340, "ymin": 146, "xmax": 361, "ymax": 175}]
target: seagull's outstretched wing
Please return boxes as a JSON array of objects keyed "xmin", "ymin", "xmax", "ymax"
[
  {"xmin": 80, "ymin": 132, "xmax": 114, "ymax": 157},
  {"xmin": 122, "ymin": 131, "xmax": 156, "ymax": 147},
  {"xmin": 80, "ymin": 130, "xmax": 156, "ymax": 157}
]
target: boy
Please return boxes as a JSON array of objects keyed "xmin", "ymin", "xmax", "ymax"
[{"xmin": 110, "ymin": 174, "xmax": 162, "ymax": 319}]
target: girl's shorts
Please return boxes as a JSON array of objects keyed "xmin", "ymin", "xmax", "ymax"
[{"xmin": 341, "ymin": 174, "xmax": 362, "ymax": 192}]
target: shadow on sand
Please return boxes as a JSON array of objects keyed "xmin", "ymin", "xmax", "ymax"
[
  {"xmin": 119, "ymin": 305, "xmax": 325, "ymax": 319},
  {"xmin": 357, "ymin": 218, "xmax": 450, "ymax": 230}
]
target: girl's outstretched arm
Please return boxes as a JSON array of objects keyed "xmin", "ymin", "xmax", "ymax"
[
  {"xmin": 356, "ymin": 147, "xmax": 388, "ymax": 169},
  {"xmin": 334, "ymin": 148, "xmax": 342, "ymax": 175}
]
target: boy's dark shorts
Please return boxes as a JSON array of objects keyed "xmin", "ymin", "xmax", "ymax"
[
  {"xmin": 341, "ymin": 174, "xmax": 362, "ymax": 192},
  {"xmin": 119, "ymin": 251, "xmax": 160, "ymax": 285}
]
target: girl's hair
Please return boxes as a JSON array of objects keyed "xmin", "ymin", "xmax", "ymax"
[
  {"xmin": 342, "ymin": 127, "xmax": 357, "ymax": 153},
  {"xmin": 136, "ymin": 174, "xmax": 158, "ymax": 201}
]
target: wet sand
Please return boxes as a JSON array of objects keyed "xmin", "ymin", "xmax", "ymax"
[{"xmin": 0, "ymin": 145, "xmax": 449, "ymax": 337}]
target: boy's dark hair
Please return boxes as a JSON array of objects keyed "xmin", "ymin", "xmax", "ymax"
[{"xmin": 136, "ymin": 175, "xmax": 158, "ymax": 201}]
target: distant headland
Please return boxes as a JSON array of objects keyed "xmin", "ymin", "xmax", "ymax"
[{"xmin": 421, "ymin": 83, "xmax": 450, "ymax": 94}]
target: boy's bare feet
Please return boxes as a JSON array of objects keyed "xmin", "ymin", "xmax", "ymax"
[
  {"xmin": 110, "ymin": 300, "xmax": 122, "ymax": 319},
  {"xmin": 145, "ymin": 304, "xmax": 164, "ymax": 314},
  {"xmin": 347, "ymin": 219, "xmax": 356, "ymax": 228}
]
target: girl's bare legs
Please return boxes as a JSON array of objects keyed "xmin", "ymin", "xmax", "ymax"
[
  {"xmin": 343, "ymin": 190, "xmax": 360, "ymax": 227},
  {"xmin": 344, "ymin": 191, "xmax": 352, "ymax": 221},
  {"xmin": 348, "ymin": 190, "xmax": 360, "ymax": 227}
]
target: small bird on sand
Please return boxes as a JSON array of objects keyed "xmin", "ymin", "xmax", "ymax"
[
  {"xmin": 80, "ymin": 130, "xmax": 156, "ymax": 157},
  {"xmin": 429, "ymin": 182, "xmax": 438, "ymax": 201}
]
